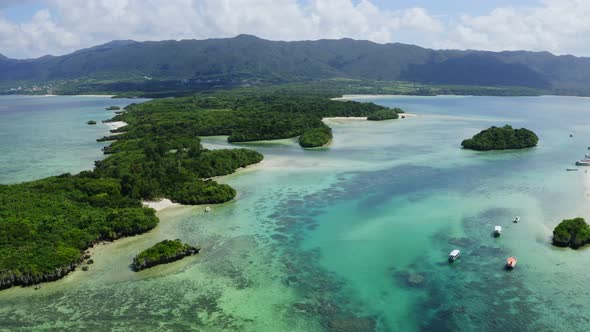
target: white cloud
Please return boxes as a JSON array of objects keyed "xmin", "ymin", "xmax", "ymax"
[
  {"xmin": 3, "ymin": 0, "xmax": 590, "ymax": 59},
  {"xmin": 0, "ymin": 0, "xmax": 442, "ymax": 58},
  {"xmin": 0, "ymin": 8, "xmax": 79, "ymax": 58},
  {"xmin": 439, "ymin": 0, "xmax": 590, "ymax": 55}
]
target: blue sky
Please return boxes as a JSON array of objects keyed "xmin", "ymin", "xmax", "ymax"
[
  {"xmin": 0, "ymin": 0, "xmax": 588, "ymax": 58},
  {"xmin": 1, "ymin": 2, "xmax": 45, "ymax": 21}
]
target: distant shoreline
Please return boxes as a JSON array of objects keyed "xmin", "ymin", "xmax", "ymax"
[
  {"xmin": 336, "ymin": 94, "xmax": 590, "ymax": 100},
  {"xmin": 0, "ymin": 94, "xmax": 116, "ymax": 98}
]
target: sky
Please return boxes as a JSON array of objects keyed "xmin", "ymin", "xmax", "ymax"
[{"xmin": 0, "ymin": 0, "xmax": 588, "ymax": 59}]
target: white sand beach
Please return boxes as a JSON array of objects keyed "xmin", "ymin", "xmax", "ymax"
[
  {"xmin": 323, "ymin": 116, "xmax": 368, "ymax": 120},
  {"xmin": 77, "ymin": 95, "xmax": 115, "ymax": 98},
  {"xmin": 104, "ymin": 121, "xmax": 127, "ymax": 130},
  {"xmin": 143, "ymin": 199, "xmax": 182, "ymax": 212}
]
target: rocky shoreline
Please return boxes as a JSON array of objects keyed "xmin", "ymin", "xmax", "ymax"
[
  {"xmin": 132, "ymin": 240, "xmax": 200, "ymax": 271},
  {"xmin": 0, "ymin": 231, "xmax": 152, "ymax": 290},
  {"xmin": 0, "ymin": 259, "xmax": 82, "ymax": 290}
]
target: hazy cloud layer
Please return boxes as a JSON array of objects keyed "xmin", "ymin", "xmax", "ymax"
[{"xmin": 0, "ymin": 0, "xmax": 588, "ymax": 58}]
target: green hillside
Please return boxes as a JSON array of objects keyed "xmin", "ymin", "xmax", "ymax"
[{"xmin": 3, "ymin": 35, "xmax": 590, "ymax": 95}]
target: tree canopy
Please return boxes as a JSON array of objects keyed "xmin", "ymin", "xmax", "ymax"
[{"xmin": 553, "ymin": 218, "xmax": 590, "ymax": 249}]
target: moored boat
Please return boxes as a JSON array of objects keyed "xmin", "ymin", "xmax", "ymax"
[
  {"xmin": 494, "ymin": 225, "xmax": 502, "ymax": 237},
  {"xmin": 205, "ymin": 207, "xmax": 212, "ymax": 212},
  {"xmin": 576, "ymin": 159, "xmax": 590, "ymax": 166},
  {"xmin": 506, "ymin": 256, "xmax": 517, "ymax": 270},
  {"xmin": 449, "ymin": 249, "xmax": 461, "ymax": 262},
  {"xmin": 513, "ymin": 216, "xmax": 520, "ymax": 223}
]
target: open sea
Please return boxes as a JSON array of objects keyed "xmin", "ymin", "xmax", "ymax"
[{"xmin": 1, "ymin": 94, "xmax": 590, "ymax": 331}]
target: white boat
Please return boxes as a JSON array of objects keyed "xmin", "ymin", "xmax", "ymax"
[
  {"xmin": 576, "ymin": 159, "xmax": 590, "ymax": 166},
  {"xmin": 494, "ymin": 225, "xmax": 502, "ymax": 237},
  {"xmin": 513, "ymin": 216, "xmax": 520, "ymax": 223},
  {"xmin": 448, "ymin": 249, "xmax": 461, "ymax": 262},
  {"xmin": 205, "ymin": 207, "xmax": 212, "ymax": 212}
]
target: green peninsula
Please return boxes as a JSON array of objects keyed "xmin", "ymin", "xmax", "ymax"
[
  {"xmin": 133, "ymin": 239, "xmax": 199, "ymax": 271},
  {"xmin": 367, "ymin": 108, "xmax": 401, "ymax": 121},
  {"xmin": 0, "ymin": 92, "xmax": 402, "ymax": 290},
  {"xmin": 461, "ymin": 125, "xmax": 538, "ymax": 151},
  {"xmin": 299, "ymin": 125, "xmax": 332, "ymax": 148},
  {"xmin": 553, "ymin": 218, "xmax": 590, "ymax": 249}
]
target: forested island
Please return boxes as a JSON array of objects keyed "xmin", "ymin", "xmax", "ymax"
[
  {"xmin": 132, "ymin": 239, "xmax": 199, "ymax": 271},
  {"xmin": 461, "ymin": 125, "xmax": 538, "ymax": 151},
  {"xmin": 0, "ymin": 92, "xmax": 401, "ymax": 290},
  {"xmin": 552, "ymin": 218, "xmax": 590, "ymax": 249}
]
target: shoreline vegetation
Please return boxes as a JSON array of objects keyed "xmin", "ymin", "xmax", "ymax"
[
  {"xmin": 0, "ymin": 92, "xmax": 403, "ymax": 290},
  {"xmin": 461, "ymin": 125, "xmax": 539, "ymax": 151},
  {"xmin": 0, "ymin": 79, "xmax": 552, "ymax": 99}
]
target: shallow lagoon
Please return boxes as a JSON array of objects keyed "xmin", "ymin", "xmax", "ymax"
[
  {"xmin": 1, "ymin": 95, "xmax": 590, "ymax": 331},
  {"xmin": 0, "ymin": 95, "xmax": 147, "ymax": 184}
]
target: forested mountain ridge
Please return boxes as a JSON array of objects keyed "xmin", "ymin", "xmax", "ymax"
[{"xmin": 2, "ymin": 34, "xmax": 590, "ymax": 95}]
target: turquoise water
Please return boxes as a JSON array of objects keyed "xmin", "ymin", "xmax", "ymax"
[
  {"xmin": 0, "ymin": 95, "xmax": 147, "ymax": 184},
  {"xmin": 2, "ymin": 95, "xmax": 590, "ymax": 331}
]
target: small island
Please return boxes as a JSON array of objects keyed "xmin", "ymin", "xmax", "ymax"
[
  {"xmin": 299, "ymin": 125, "xmax": 333, "ymax": 148},
  {"xmin": 461, "ymin": 125, "xmax": 538, "ymax": 151},
  {"xmin": 106, "ymin": 106, "xmax": 121, "ymax": 110},
  {"xmin": 552, "ymin": 217, "xmax": 590, "ymax": 249},
  {"xmin": 132, "ymin": 239, "xmax": 200, "ymax": 271},
  {"xmin": 367, "ymin": 108, "xmax": 401, "ymax": 121},
  {"xmin": 87, "ymin": 120, "xmax": 97, "ymax": 125}
]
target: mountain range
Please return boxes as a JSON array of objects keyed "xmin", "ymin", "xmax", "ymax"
[{"xmin": 2, "ymin": 34, "xmax": 590, "ymax": 95}]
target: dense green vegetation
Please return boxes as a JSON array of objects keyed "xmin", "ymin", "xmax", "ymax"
[
  {"xmin": 111, "ymin": 94, "xmax": 397, "ymax": 149},
  {"xmin": 0, "ymin": 174, "xmax": 158, "ymax": 289},
  {"xmin": 94, "ymin": 141, "xmax": 262, "ymax": 203},
  {"xmin": 367, "ymin": 108, "xmax": 401, "ymax": 121},
  {"xmin": 461, "ymin": 125, "xmax": 538, "ymax": 151},
  {"xmin": 553, "ymin": 218, "xmax": 590, "ymax": 249},
  {"xmin": 133, "ymin": 239, "xmax": 199, "ymax": 271},
  {"xmin": 299, "ymin": 125, "xmax": 333, "ymax": 148}
]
